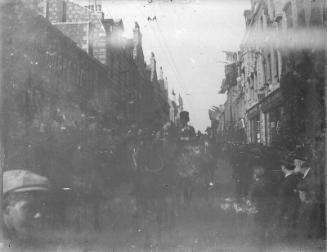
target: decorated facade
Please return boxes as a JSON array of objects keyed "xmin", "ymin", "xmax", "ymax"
[{"xmin": 218, "ymin": 0, "xmax": 326, "ymax": 150}]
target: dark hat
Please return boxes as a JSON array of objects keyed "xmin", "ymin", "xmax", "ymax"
[
  {"xmin": 293, "ymin": 155, "xmax": 307, "ymax": 161},
  {"xmin": 180, "ymin": 111, "xmax": 190, "ymax": 122},
  {"xmin": 301, "ymin": 161, "xmax": 311, "ymax": 168}
]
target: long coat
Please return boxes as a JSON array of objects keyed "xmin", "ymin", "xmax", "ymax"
[{"xmin": 276, "ymin": 173, "xmax": 300, "ymax": 227}]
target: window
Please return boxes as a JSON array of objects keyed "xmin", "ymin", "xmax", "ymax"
[
  {"xmin": 249, "ymin": 115, "xmax": 260, "ymax": 144},
  {"xmin": 274, "ymin": 50, "xmax": 279, "ymax": 82},
  {"xmin": 45, "ymin": 0, "xmax": 49, "ymax": 18},
  {"xmin": 264, "ymin": 113, "xmax": 270, "ymax": 145},
  {"xmin": 269, "ymin": 107, "xmax": 282, "ymax": 145},
  {"xmin": 297, "ymin": 0, "xmax": 305, "ymax": 26},
  {"xmin": 267, "ymin": 53, "xmax": 272, "ymax": 82},
  {"xmin": 62, "ymin": 1, "xmax": 67, "ymax": 22},
  {"xmin": 284, "ymin": 2, "xmax": 293, "ymax": 28}
]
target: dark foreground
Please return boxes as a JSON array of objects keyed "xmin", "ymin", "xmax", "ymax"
[
  {"xmin": 2, "ymin": 159, "xmax": 326, "ymax": 252},
  {"xmin": 3, "ymin": 201, "xmax": 325, "ymax": 252}
]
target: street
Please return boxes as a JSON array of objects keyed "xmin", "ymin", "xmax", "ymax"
[
  {"xmin": 0, "ymin": 1, "xmax": 326, "ymax": 251},
  {"xmin": 3, "ymin": 159, "xmax": 325, "ymax": 252}
]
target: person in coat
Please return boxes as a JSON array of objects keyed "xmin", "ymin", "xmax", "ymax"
[
  {"xmin": 178, "ymin": 111, "xmax": 196, "ymax": 144},
  {"xmin": 295, "ymin": 161, "xmax": 321, "ymax": 239},
  {"xmin": 247, "ymin": 165, "xmax": 274, "ymax": 244},
  {"xmin": 274, "ymin": 159, "xmax": 300, "ymax": 239}
]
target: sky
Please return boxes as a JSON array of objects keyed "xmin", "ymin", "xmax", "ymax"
[{"xmin": 74, "ymin": 0, "xmax": 251, "ymax": 131}]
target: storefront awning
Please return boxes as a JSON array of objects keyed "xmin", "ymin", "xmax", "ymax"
[
  {"xmin": 261, "ymin": 89, "xmax": 283, "ymax": 113},
  {"xmin": 246, "ymin": 103, "xmax": 260, "ymax": 119}
]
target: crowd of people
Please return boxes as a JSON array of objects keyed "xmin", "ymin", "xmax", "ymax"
[
  {"xmin": 225, "ymin": 142, "xmax": 325, "ymax": 243},
  {"xmin": 2, "ymin": 109, "xmax": 324, "ymax": 247},
  {"xmin": 116, "ymin": 111, "xmax": 218, "ymax": 233},
  {"xmin": 121, "ymin": 110, "xmax": 324, "ymax": 244}
]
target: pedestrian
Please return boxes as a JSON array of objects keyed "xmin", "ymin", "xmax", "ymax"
[
  {"xmin": 294, "ymin": 160, "xmax": 320, "ymax": 239},
  {"xmin": 176, "ymin": 111, "xmax": 196, "ymax": 208},
  {"xmin": 274, "ymin": 159, "xmax": 300, "ymax": 240},
  {"xmin": 178, "ymin": 111, "xmax": 196, "ymax": 143},
  {"xmin": 247, "ymin": 165, "xmax": 274, "ymax": 245}
]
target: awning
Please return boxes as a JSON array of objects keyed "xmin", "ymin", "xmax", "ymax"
[
  {"xmin": 246, "ymin": 103, "xmax": 260, "ymax": 119},
  {"xmin": 261, "ymin": 89, "xmax": 283, "ymax": 113}
]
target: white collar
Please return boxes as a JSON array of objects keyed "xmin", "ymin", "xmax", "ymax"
[
  {"xmin": 285, "ymin": 172, "xmax": 294, "ymax": 178},
  {"xmin": 303, "ymin": 168, "xmax": 311, "ymax": 179}
]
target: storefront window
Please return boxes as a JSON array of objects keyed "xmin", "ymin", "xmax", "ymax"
[
  {"xmin": 268, "ymin": 106, "xmax": 282, "ymax": 145},
  {"xmin": 250, "ymin": 114, "xmax": 260, "ymax": 143}
]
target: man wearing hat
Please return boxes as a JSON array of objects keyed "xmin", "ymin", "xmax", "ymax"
[
  {"xmin": 295, "ymin": 160, "xmax": 314, "ymax": 203},
  {"xmin": 295, "ymin": 161, "xmax": 320, "ymax": 239},
  {"xmin": 178, "ymin": 111, "xmax": 196, "ymax": 143}
]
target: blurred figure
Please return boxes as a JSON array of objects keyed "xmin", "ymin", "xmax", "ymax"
[
  {"xmin": 3, "ymin": 170, "xmax": 51, "ymax": 242},
  {"xmin": 247, "ymin": 165, "xmax": 274, "ymax": 245},
  {"xmin": 176, "ymin": 111, "xmax": 196, "ymax": 208},
  {"xmin": 293, "ymin": 155, "xmax": 306, "ymax": 173},
  {"xmin": 274, "ymin": 159, "xmax": 300, "ymax": 240},
  {"xmin": 295, "ymin": 161, "xmax": 321, "ymax": 239},
  {"xmin": 233, "ymin": 145, "xmax": 252, "ymax": 198},
  {"xmin": 200, "ymin": 136, "xmax": 216, "ymax": 189},
  {"xmin": 178, "ymin": 111, "xmax": 196, "ymax": 143}
]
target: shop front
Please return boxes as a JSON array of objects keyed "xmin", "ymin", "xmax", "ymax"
[
  {"xmin": 261, "ymin": 89, "xmax": 284, "ymax": 146},
  {"xmin": 246, "ymin": 104, "xmax": 260, "ymax": 144}
]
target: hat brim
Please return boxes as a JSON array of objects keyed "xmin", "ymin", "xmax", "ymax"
[{"xmin": 12, "ymin": 186, "xmax": 50, "ymax": 193}]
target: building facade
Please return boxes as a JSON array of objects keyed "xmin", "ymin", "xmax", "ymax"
[
  {"xmin": 218, "ymin": 51, "xmax": 246, "ymax": 144},
  {"xmin": 0, "ymin": 0, "xmax": 171, "ymax": 191},
  {"xmin": 22, "ymin": 0, "xmax": 170, "ymax": 130},
  {"xmin": 215, "ymin": 0, "xmax": 325, "ymax": 230},
  {"xmin": 237, "ymin": 0, "xmax": 325, "ymax": 149}
]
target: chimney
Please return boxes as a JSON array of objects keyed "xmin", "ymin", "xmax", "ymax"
[
  {"xmin": 150, "ymin": 52, "xmax": 156, "ymax": 81},
  {"xmin": 159, "ymin": 66, "xmax": 164, "ymax": 80},
  {"xmin": 164, "ymin": 77, "xmax": 168, "ymax": 90},
  {"xmin": 164, "ymin": 77, "xmax": 169, "ymax": 99},
  {"xmin": 133, "ymin": 22, "xmax": 142, "ymax": 46}
]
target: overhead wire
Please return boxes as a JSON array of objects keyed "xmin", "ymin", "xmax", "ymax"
[
  {"xmin": 124, "ymin": 1, "xmax": 200, "ymax": 127},
  {"xmin": 149, "ymin": 2, "xmax": 186, "ymax": 91},
  {"xmin": 137, "ymin": 5, "xmax": 193, "ymax": 115},
  {"xmin": 137, "ymin": 6, "xmax": 180, "ymax": 89},
  {"xmin": 147, "ymin": 1, "xmax": 200, "ymax": 125}
]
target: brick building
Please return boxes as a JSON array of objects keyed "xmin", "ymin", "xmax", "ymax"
[
  {"xmin": 1, "ymin": 0, "xmax": 120, "ymax": 188},
  {"xmin": 21, "ymin": 0, "xmax": 170, "ymax": 129},
  {"xmin": 1, "ymin": 0, "xmax": 170, "ymax": 189}
]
